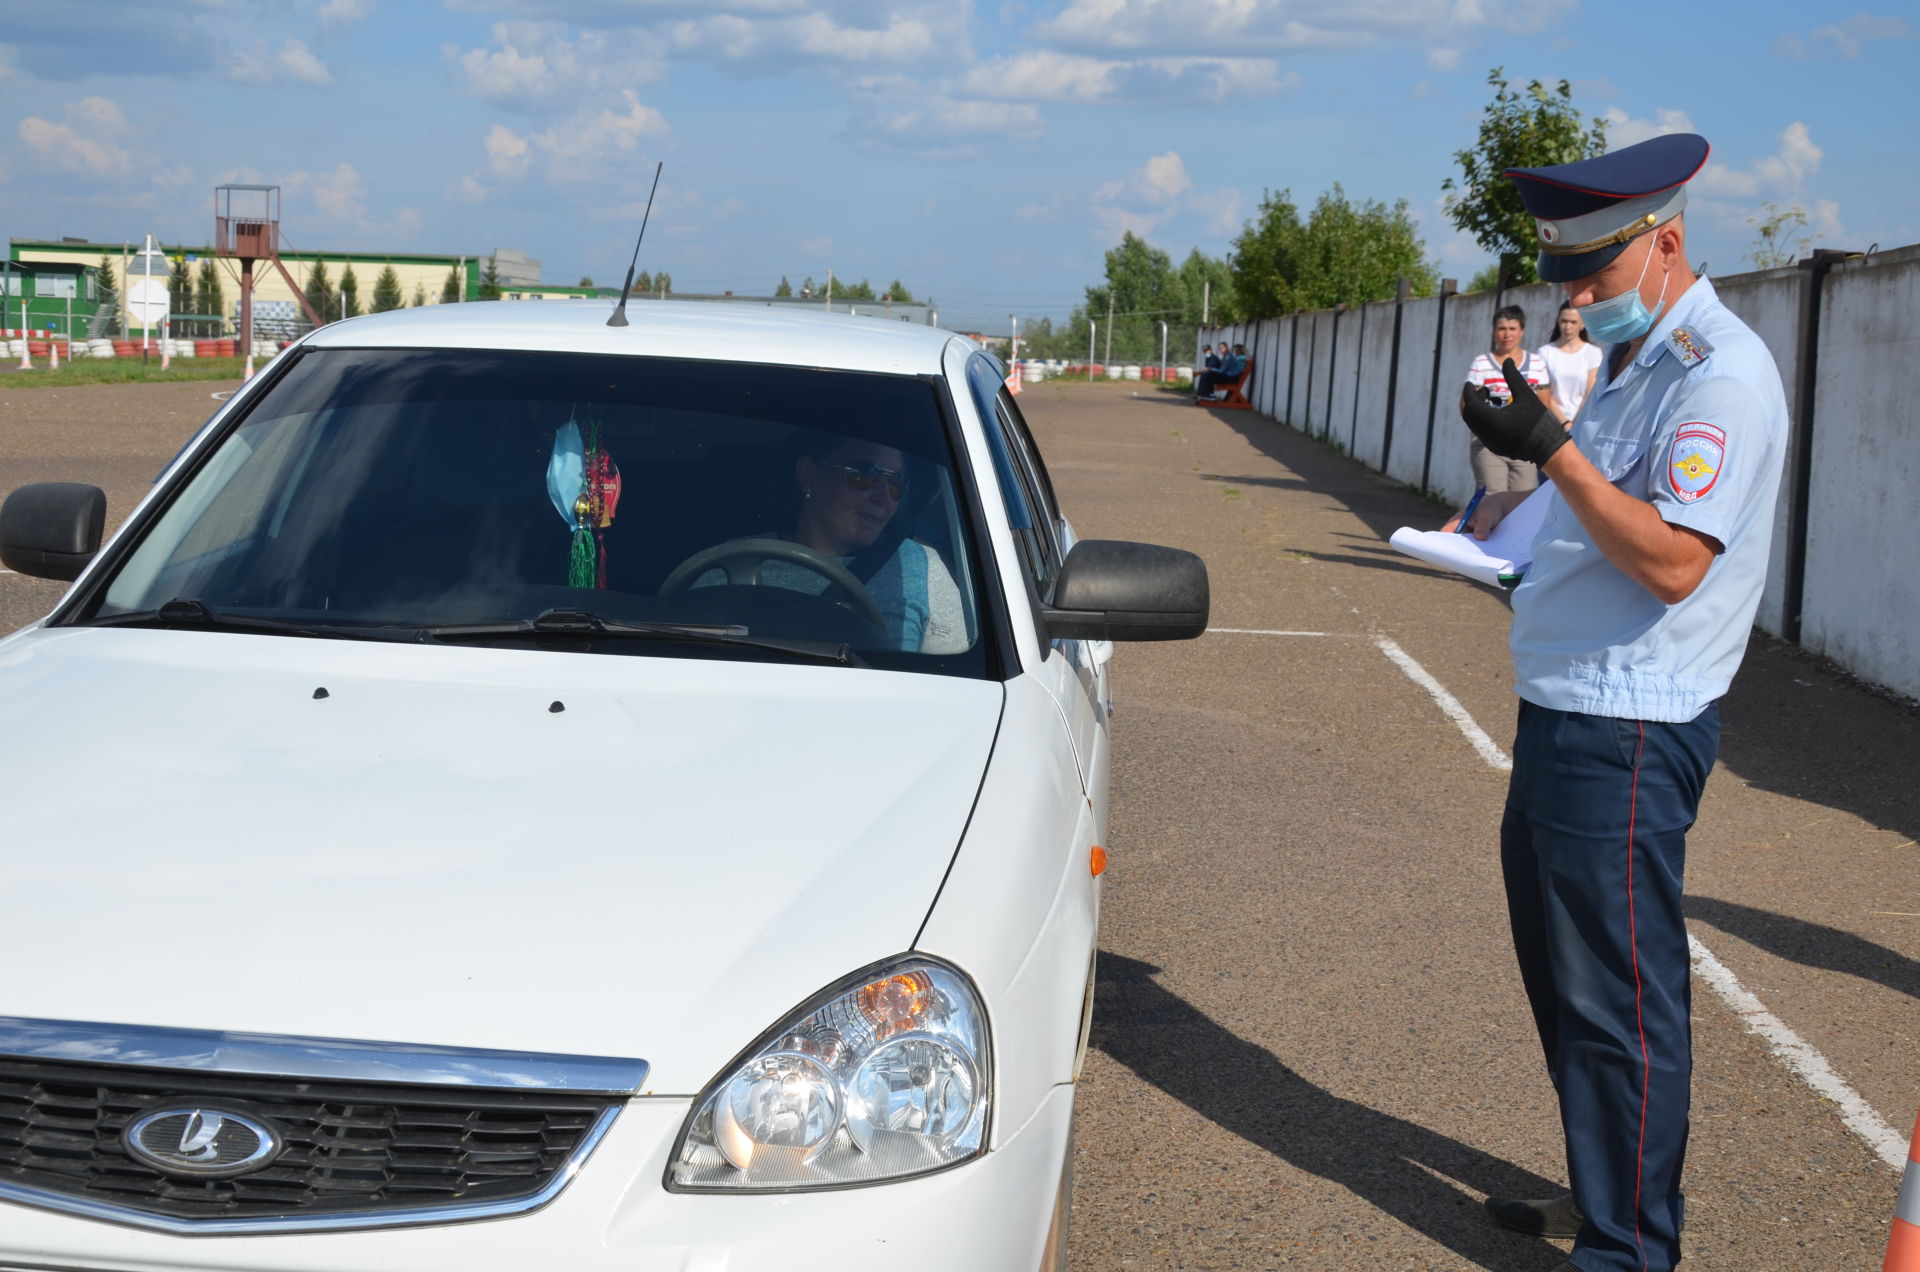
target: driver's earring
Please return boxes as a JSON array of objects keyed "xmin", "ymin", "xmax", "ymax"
[{"xmin": 804, "ymin": 487, "xmax": 813, "ymax": 500}]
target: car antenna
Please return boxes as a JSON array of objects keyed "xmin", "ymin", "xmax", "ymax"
[{"xmin": 607, "ymin": 161, "xmax": 664, "ymax": 328}]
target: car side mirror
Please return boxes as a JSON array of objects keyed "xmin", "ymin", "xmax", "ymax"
[
  {"xmin": 0, "ymin": 482, "xmax": 107, "ymax": 581},
  {"xmin": 1043, "ymin": 540, "xmax": 1208, "ymax": 642}
]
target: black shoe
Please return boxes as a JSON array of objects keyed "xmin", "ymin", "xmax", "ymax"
[{"xmin": 1485, "ymin": 1192, "xmax": 1584, "ymax": 1238}]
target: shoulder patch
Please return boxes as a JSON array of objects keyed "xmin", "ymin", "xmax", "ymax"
[
  {"xmin": 1666, "ymin": 325, "xmax": 1714, "ymax": 368},
  {"xmin": 1668, "ymin": 422, "xmax": 1726, "ymax": 502}
]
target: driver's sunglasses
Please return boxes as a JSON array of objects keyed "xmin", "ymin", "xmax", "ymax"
[{"xmin": 820, "ymin": 459, "xmax": 907, "ymax": 501}]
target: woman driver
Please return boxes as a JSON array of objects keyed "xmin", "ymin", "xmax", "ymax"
[{"xmin": 696, "ymin": 436, "xmax": 967, "ymax": 654}]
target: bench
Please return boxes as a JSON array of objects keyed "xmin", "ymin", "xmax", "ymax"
[{"xmin": 1201, "ymin": 361, "xmax": 1253, "ymax": 410}]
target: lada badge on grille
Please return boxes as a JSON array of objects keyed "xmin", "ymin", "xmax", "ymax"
[{"xmin": 123, "ymin": 1108, "xmax": 283, "ymax": 1179}]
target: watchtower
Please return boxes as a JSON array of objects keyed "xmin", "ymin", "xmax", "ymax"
[{"xmin": 215, "ymin": 184, "xmax": 324, "ymax": 369}]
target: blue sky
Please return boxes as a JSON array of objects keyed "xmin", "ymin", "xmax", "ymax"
[{"xmin": 2, "ymin": 1, "xmax": 1914, "ymax": 331}]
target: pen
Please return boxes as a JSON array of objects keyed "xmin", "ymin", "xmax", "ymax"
[{"xmin": 1456, "ymin": 485, "xmax": 1487, "ymax": 535}]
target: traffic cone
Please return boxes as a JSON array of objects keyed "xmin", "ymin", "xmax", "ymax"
[
  {"xmin": 1006, "ymin": 358, "xmax": 1022, "ymax": 396},
  {"xmin": 16, "ymin": 335, "xmax": 29, "ymax": 372},
  {"xmin": 1888, "ymin": 1110, "xmax": 1920, "ymax": 1271},
  {"xmin": 48, "ymin": 335, "xmax": 59, "ymax": 371}
]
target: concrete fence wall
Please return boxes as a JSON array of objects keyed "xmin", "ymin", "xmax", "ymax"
[{"xmin": 1202, "ymin": 245, "xmax": 1920, "ymax": 702}]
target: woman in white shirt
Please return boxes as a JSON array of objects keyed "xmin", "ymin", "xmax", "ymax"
[
  {"xmin": 1535, "ymin": 301, "xmax": 1604, "ymax": 426},
  {"xmin": 1461, "ymin": 304, "xmax": 1558, "ymax": 493}
]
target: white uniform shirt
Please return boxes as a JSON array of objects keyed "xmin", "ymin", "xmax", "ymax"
[{"xmin": 1510, "ymin": 277, "xmax": 1788, "ymax": 722}]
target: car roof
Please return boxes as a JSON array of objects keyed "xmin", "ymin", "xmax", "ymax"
[{"xmin": 300, "ymin": 299, "xmax": 964, "ymax": 376}]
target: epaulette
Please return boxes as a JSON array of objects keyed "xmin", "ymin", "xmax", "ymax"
[{"xmin": 1665, "ymin": 325, "xmax": 1714, "ymax": 369}]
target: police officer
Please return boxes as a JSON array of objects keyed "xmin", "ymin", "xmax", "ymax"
[{"xmin": 1456, "ymin": 133, "xmax": 1788, "ymax": 1272}]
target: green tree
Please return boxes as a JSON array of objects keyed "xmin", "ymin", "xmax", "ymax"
[
  {"xmin": 167, "ymin": 253, "xmax": 193, "ymax": 330},
  {"xmin": 196, "ymin": 256, "xmax": 225, "ymax": 336},
  {"xmin": 94, "ymin": 252, "xmax": 120, "ymax": 333},
  {"xmin": 578, "ymin": 275, "xmax": 594, "ymax": 287},
  {"xmin": 885, "ymin": 279, "xmax": 914, "ymax": 303},
  {"xmin": 1746, "ymin": 203, "xmax": 1811, "ymax": 270},
  {"xmin": 799, "ymin": 275, "xmax": 816, "ymax": 298},
  {"xmin": 1467, "ymin": 262, "xmax": 1504, "ymax": 293},
  {"xmin": 372, "ymin": 264, "xmax": 404, "ymax": 312},
  {"xmin": 837, "ymin": 278, "xmax": 877, "ymax": 301},
  {"xmin": 412, "ymin": 281, "xmax": 429, "ymax": 307},
  {"xmin": 340, "ymin": 264, "xmax": 363, "ymax": 318},
  {"xmin": 477, "ymin": 259, "xmax": 502, "ymax": 301},
  {"xmin": 1083, "ymin": 232, "xmax": 1186, "ymax": 362},
  {"xmin": 439, "ymin": 264, "xmax": 462, "ymax": 304},
  {"xmin": 1176, "ymin": 249, "xmax": 1233, "ymax": 325},
  {"xmin": 656, "ymin": 272, "xmax": 672, "ymax": 296},
  {"xmin": 1291, "ymin": 185, "xmax": 1437, "ymax": 309},
  {"xmin": 1442, "ymin": 69, "xmax": 1608, "ymax": 286},
  {"xmin": 1229, "ymin": 189, "xmax": 1306, "ymax": 317},
  {"xmin": 635, "ymin": 270, "xmax": 653, "ymax": 296},
  {"xmin": 305, "ymin": 258, "xmax": 334, "ymax": 323},
  {"xmin": 775, "ymin": 276, "xmax": 793, "ymax": 297}
]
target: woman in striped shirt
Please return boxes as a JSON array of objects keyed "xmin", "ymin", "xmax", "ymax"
[{"xmin": 1460, "ymin": 304, "xmax": 1560, "ymax": 493}]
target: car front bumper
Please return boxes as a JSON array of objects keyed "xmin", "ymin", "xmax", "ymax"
[{"xmin": 0, "ymin": 1085, "xmax": 1075, "ymax": 1272}]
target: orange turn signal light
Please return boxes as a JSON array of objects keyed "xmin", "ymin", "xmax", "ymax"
[{"xmin": 1089, "ymin": 845, "xmax": 1108, "ymax": 877}]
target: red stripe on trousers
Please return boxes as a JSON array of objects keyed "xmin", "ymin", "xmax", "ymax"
[{"xmin": 1626, "ymin": 720, "xmax": 1649, "ymax": 1270}]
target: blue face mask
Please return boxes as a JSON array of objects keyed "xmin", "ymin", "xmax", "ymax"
[{"xmin": 1578, "ymin": 239, "xmax": 1670, "ymax": 344}]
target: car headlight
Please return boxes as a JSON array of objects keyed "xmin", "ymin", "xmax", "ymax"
[{"xmin": 667, "ymin": 956, "xmax": 990, "ymax": 1191}]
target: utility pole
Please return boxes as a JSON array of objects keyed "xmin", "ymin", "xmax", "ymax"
[
  {"xmin": 825, "ymin": 269, "xmax": 833, "ymax": 310},
  {"xmin": 1202, "ymin": 279, "xmax": 1210, "ymax": 326},
  {"xmin": 1103, "ymin": 290, "xmax": 1114, "ymax": 367},
  {"xmin": 1086, "ymin": 321, "xmax": 1096, "ymax": 382}
]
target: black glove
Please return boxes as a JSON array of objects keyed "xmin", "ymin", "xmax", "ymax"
[{"xmin": 1461, "ymin": 358, "xmax": 1566, "ymax": 467}]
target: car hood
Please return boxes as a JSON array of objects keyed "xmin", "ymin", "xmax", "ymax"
[{"xmin": 0, "ymin": 629, "xmax": 1003, "ymax": 1094}]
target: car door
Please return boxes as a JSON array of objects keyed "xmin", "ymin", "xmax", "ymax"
[{"xmin": 964, "ymin": 356, "xmax": 1107, "ymax": 810}]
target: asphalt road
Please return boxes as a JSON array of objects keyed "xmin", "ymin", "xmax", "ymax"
[{"xmin": 0, "ymin": 376, "xmax": 1913, "ymax": 1270}]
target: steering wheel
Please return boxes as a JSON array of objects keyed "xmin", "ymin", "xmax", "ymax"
[{"xmin": 659, "ymin": 538, "xmax": 889, "ymax": 635}]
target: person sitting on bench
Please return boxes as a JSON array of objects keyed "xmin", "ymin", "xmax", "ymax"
[{"xmin": 1194, "ymin": 344, "xmax": 1248, "ymax": 400}]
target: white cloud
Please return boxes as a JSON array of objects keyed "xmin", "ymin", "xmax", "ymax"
[
  {"xmin": 1033, "ymin": 0, "xmax": 1576, "ymax": 58},
  {"xmin": 229, "ymin": 37, "xmax": 335, "ymax": 86},
  {"xmin": 1426, "ymin": 46, "xmax": 1461, "ymax": 71},
  {"xmin": 801, "ymin": 236, "xmax": 832, "ymax": 257},
  {"xmin": 962, "ymin": 49, "xmax": 1298, "ymax": 105},
  {"xmin": 1811, "ymin": 198, "xmax": 1845, "ymax": 240},
  {"xmin": 1774, "ymin": 13, "xmax": 1913, "ymax": 58},
  {"xmin": 454, "ymin": 91, "xmax": 668, "ymax": 194},
  {"xmin": 846, "ymin": 97, "xmax": 1042, "ymax": 157},
  {"xmin": 1089, "ymin": 150, "xmax": 1237, "ymax": 243},
  {"xmin": 318, "ymin": 0, "xmax": 373, "ymax": 27},
  {"xmin": 1598, "ymin": 106, "xmax": 1696, "ymax": 150},
  {"xmin": 483, "ymin": 122, "xmax": 532, "ymax": 178},
  {"xmin": 448, "ymin": 22, "xmax": 662, "ymax": 110},
  {"xmin": 665, "ymin": 8, "xmax": 945, "ymax": 66},
  {"xmin": 1016, "ymin": 193, "xmax": 1070, "ymax": 223},
  {"xmin": 17, "ymin": 97, "xmax": 133, "ymax": 178},
  {"xmin": 1697, "ymin": 121, "xmax": 1821, "ymax": 198},
  {"xmin": 280, "ymin": 161, "xmax": 419, "ymax": 237}
]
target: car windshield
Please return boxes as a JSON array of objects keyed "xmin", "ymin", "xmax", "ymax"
[{"xmin": 82, "ymin": 348, "xmax": 989, "ymax": 675}]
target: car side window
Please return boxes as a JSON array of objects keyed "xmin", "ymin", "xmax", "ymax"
[
  {"xmin": 994, "ymin": 390, "xmax": 1068, "ymax": 556},
  {"xmin": 967, "ymin": 356, "xmax": 1059, "ymax": 598}
]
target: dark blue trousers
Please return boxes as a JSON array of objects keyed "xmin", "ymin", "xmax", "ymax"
[{"xmin": 1501, "ymin": 699, "xmax": 1718, "ymax": 1272}]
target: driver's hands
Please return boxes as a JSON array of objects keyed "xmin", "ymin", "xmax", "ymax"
[{"xmin": 1461, "ymin": 359, "xmax": 1567, "ymax": 468}]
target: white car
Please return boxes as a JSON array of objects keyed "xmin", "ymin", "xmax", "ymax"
[{"xmin": 0, "ymin": 300, "xmax": 1207, "ymax": 1270}]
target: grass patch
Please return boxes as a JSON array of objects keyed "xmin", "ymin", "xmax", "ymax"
[{"xmin": 0, "ymin": 357, "xmax": 250, "ymax": 390}]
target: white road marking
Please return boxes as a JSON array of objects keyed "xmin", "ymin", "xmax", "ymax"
[
  {"xmin": 1372, "ymin": 635, "xmax": 1512, "ymax": 771},
  {"xmin": 1688, "ymin": 933, "xmax": 1908, "ymax": 1170},
  {"xmin": 1207, "ymin": 627, "xmax": 1327, "ymax": 637}
]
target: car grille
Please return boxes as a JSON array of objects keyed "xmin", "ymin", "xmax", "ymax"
[{"xmin": 0, "ymin": 1056, "xmax": 624, "ymax": 1226}]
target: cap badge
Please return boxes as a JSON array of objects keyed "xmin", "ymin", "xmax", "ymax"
[{"xmin": 1538, "ymin": 221, "xmax": 1560, "ymax": 245}]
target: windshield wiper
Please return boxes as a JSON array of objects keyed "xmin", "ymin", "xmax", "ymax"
[
  {"xmin": 85, "ymin": 598, "xmax": 411, "ymax": 641},
  {"xmin": 418, "ymin": 608, "xmax": 864, "ymax": 666}
]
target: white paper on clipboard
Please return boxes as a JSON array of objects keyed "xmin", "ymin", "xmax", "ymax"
[{"xmin": 1388, "ymin": 483, "xmax": 1553, "ymax": 588}]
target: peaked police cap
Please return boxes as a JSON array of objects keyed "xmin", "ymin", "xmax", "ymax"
[{"xmin": 1506, "ymin": 133, "xmax": 1710, "ymax": 283}]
